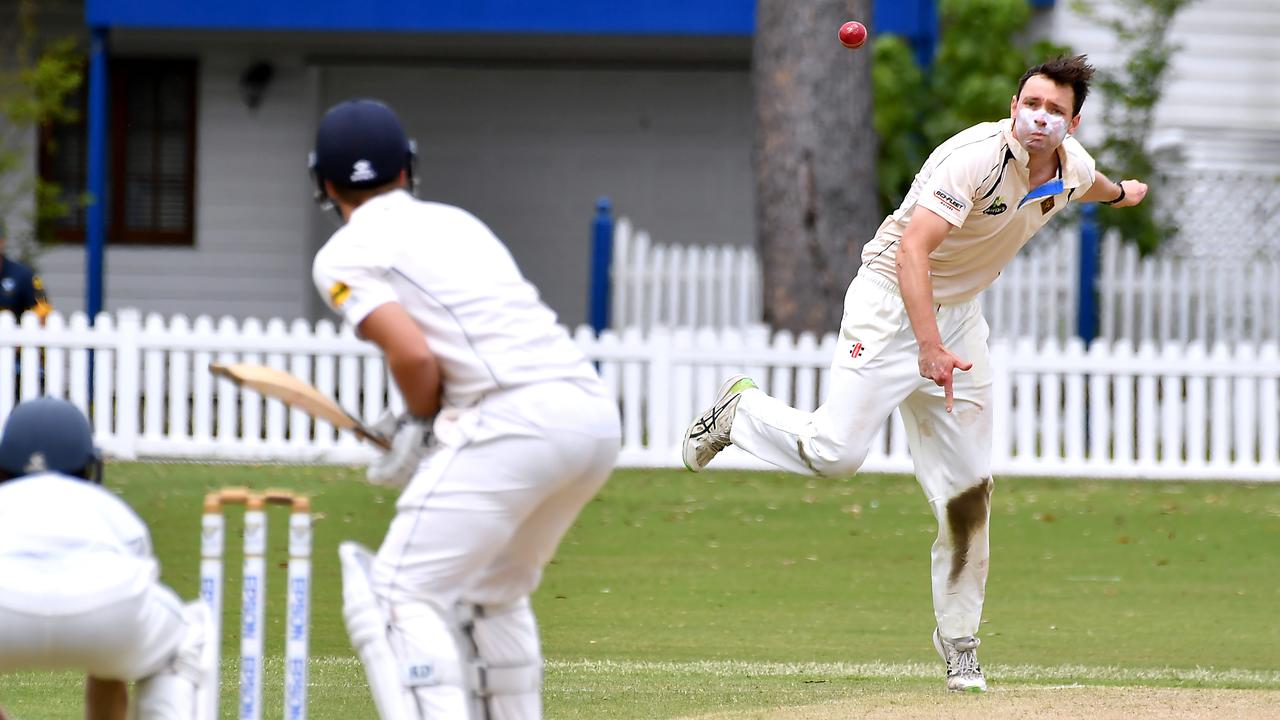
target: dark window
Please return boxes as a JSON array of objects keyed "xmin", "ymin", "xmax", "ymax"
[{"xmin": 40, "ymin": 57, "xmax": 198, "ymax": 246}]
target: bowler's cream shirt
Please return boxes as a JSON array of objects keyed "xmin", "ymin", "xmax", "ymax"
[{"xmin": 861, "ymin": 119, "xmax": 1095, "ymax": 303}]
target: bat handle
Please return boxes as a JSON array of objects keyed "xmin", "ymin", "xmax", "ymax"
[{"xmin": 358, "ymin": 428, "xmax": 393, "ymax": 451}]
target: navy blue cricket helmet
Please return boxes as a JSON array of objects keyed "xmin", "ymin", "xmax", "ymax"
[
  {"xmin": 0, "ymin": 397, "xmax": 103, "ymax": 483},
  {"xmin": 309, "ymin": 98, "xmax": 417, "ymax": 208}
]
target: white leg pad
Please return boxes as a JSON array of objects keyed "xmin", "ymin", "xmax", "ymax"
[
  {"xmin": 391, "ymin": 603, "xmax": 477, "ymax": 719},
  {"xmin": 341, "ymin": 542, "xmax": 423, "ymax": 720},
  {"xmin": 342, "ymin": 542, "xmax": 477, "ymax": 720},
  {"xmin": 463, "ymin": 599, "xmax": 543, "ymax": 720},
  {"xmin": 132, "ymin": 602, "xmax": 216, "ymax": 720}
]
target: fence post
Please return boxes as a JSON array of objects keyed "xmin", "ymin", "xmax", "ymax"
[
  {"xmin": 1076, "ymin": 203, "xmax": 1100, "ymax": 343},
  {"xmin": 589, "ymin": 197, "xmax": 614, "ymax": 335},
  {"xmin": 114, "ymin": 309, "xmax": 142, "ymax": 460}
]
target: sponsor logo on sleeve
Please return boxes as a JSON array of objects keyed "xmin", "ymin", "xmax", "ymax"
[
  {"xmin": 933, "ymin": 188, "xmax": 968, "ymax": 214},
  {"xmin": 328, "ymin": 281, "xmax": 352, "ymax": 308}
]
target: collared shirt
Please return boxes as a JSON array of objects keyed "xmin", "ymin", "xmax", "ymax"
[
  {"xmin": 861, "ymin": 119, "xmax": 1096, "ymax": 303},
  {"xmin": 312, "ymin": 190, "xmax": 602, "ymax": 410},
  {"xmin": 0, "ymin": 473, "xmax": 158, "ymax": 615},
  {"xmin": 0, "ymin": 254, "xmax": 52, "ymax": 320}
]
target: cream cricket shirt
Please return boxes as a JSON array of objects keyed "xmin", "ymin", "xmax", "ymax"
[
  {"xmin": 861, "ymin": 119, "xmax": 1096, "ymax": 303},
  {"xmin": 0, "ymin": 473, "xmax": 157, "ymax": 614},
  {"xmin": 312, "ymin": 190, "xmax": 600, "ymax": 410}
]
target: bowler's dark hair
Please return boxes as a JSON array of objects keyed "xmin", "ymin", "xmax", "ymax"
[{"xmin": 1017, "ymin": 55, "xmax": 1095, "ymax": 117}]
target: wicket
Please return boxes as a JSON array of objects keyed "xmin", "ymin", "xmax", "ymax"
[{"xmin": 200, "ymin": 487, "xmax": 313, "ymax": 720}]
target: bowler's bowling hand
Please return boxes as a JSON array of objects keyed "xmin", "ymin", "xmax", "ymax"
[
  {"xmin": 918, "ymin": 342, "xmax": 973, "ymax": 413},
  {"xmin": 366, "ymin": 413, "xmax": 433, "ymax": 488}
]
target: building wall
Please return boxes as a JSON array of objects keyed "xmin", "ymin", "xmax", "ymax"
[
  {"xmin": 30, "ymin": 26, "xmax": 755, "ymax": 326},
  {"xmin": 38, "ymin": 49, "xmax": 319, "ymax": 320},
  {"xmin": 1050, "ymin": 0, "xmax": 1280, "ymax": 169},
  {"xmin": 317, "ymin": 61, "xmax": 754, "ymax": 326}
]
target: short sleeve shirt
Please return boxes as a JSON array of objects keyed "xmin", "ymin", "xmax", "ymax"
[
  {"xmin": 312, "ymin": 190, "xmax": 602, "ymax": 409},
  {"xmin": 0, "ymin": 473, "xmax": 158, "ymax": 614},
  {"xmin": 861, "ymin": 119, "xmax": 1096, "ymax": 303}
]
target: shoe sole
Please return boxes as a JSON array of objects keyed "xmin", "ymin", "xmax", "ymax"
[{"xmin": 681, "ymin": 374, "xmax": 750, "ymax": 472}]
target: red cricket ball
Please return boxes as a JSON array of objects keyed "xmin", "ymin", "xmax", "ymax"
[{"xmin": 838, "ymin": 20, "xmax": 868, "ymax": 49}]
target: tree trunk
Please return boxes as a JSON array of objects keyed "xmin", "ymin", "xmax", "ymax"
[{"xmin": 753, "ymin": 0, "xmax": 879, "ymax": 335}]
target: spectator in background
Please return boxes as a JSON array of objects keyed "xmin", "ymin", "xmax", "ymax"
[{"xmin": 0, "ymin": 219, "xmax": 53, "ymax": 323}]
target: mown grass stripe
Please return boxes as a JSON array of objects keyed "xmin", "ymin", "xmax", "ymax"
[{"xmin": 543, "ymin": 658, "xmax": 1280, "ymax": 687}]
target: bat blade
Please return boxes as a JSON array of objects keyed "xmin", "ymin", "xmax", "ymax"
[{"xmin": 209, "ymin": 362, "xmax": 391, "ymax": 450}]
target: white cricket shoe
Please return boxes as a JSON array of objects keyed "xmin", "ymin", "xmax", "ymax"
[
  {"xmin": 681, "ymin": 374, "xmax": 757, "ymax": 472},
  {"xmin": 933, "ymin": 628, "xmax": 987, "ymax": 693}
]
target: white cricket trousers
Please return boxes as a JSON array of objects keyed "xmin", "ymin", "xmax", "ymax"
[
  {"xmin": 730, "ymin": 269, "xmax": 994, "ymax": 639},
  {"xmin": 0, "ymin": 582, "xmax": 187, "ymax": 680},
  {"xmin": 371, "ymin": 378, "xmax": 620, "ymax": 718}
]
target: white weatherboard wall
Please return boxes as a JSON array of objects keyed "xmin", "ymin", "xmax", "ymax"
[
  {"xmin": 1051, "ymin": 0, "xmax": 1280, "ymax": 169},
  {"xmin": 319, "ymin": 62, "xmax": 754, "ymax": 327},
  {"xmin": 37, "ymin": 52, "xmax": 318, "ymax": 321},
  {"xmin": 3, "ymin": 311, "xmax": 1278, "ymax": 481}
]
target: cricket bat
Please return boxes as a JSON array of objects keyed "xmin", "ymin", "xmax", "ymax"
[{"xmin": 209, "ymin": 362, "xmax": 391, "ymax": 450}]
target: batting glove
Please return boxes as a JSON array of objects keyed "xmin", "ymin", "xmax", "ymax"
[{"xmin": 366, "ymin": 413, "xmax": 433, "ymax": 489}]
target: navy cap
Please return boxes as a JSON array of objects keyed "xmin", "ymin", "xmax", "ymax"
[
  {"xmin": 0, "ymin": 397, "xmax": 101, "ymax": 481},
  {"xmin": 311, "ymin": 99, "xmax": 412, "ymax": 189}
]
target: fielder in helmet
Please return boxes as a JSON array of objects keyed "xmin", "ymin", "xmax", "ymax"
[
  {"xmin": 310, "ymin": 99, "xmax": 621, "ymax": 720},
  {"xmin": 0, "ymin": 396, "xmax": 102, "ymax": 483},
  {"xmin": 0, "ymin": 398, "xmax": 217, "ymax": 719}
]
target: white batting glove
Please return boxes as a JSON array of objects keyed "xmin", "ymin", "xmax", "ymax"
[
  {"xmin": 368, "ymin": 409, "xmax": 401, "ymax": 442},
  {"xmin": 366, "ymin": 414, "xmax": 433, "ymax": 489}
]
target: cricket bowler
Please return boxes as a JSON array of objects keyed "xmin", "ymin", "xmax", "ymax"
[{"xmin": 682, "ymin": 55, "xmax": 1148, "ymax": 692}]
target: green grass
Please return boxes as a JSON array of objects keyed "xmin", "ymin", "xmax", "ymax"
[{"xmin": 3, "ymin": 465, "xmax": 1279, "ymax": 718}]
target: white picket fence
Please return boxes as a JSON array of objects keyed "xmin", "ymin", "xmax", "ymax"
[
  {"xmin": 4, "ymin": 310, "xmax": 1278, "ymax": 481},
  {"xmin": 610, "ymin": 217, "xmax": 763, "ymax": 330},
  {"xmin": 1098, "ymin": 235, "xmax": 1280, "ymax": 345},
  {"xmin": 610, "ymin": 217, "xmax": 1280, "ymax": 345}
]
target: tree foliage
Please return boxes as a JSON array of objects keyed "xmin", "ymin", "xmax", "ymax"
[
  {"xmin": 872, "ymin": 0, "xmax": 1070, "ymax": 215},
  {"xmin": 0, "ymin": 0, "xmax": 84, "ymax": 261},
  {"xmin": 1073, "ymin": 0, "xmax": 1196, "ymax": 255}
]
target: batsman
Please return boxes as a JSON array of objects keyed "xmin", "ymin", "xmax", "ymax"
[
  {"xmin": 683, "ymin": 56, "xmax": 1147, "ymax": 692},
  {"xmin": 308, "ymin": 99, "xmax": 620, "ymax": 719}
]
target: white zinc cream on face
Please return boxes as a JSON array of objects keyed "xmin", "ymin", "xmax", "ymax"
[{"xmin": 1015, "ymin": 106, "xmax": 1068, "ymax": 146}]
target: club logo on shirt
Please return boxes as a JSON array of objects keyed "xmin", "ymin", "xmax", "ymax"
[
  {"xmin": 933, "ymin": 188, "xmax": 967, "ymax": 214},
  {"xmin": 350, "ymin": 160, "xmax": 377, "ymax": 183},
  {"xmin": 328, "ymin": 281, "xmax": 352, "ymax": 308},
  {"xmin": 1040, "ymin": 197, "xmax": 1056, "ymax": 213},
  {"xmin": 982, "ymin": 197, "xmax": 1008, "ymax": 216}
]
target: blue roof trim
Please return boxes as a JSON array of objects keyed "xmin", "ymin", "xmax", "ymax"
[{"xmin": 85, "ymin": 0, "xmax": 756, "ymax": 34}]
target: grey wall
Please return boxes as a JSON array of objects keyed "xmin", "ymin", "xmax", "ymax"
[
  {"xmin": 38, "ymin": 49, "xmax": 320, "ymax": 321},
  {"xmin": 318, "ymin": 61, "xmax": 755, "ymax": 327},
  {"xmin": 6, "ymin": 15, "xmax": 760, "ymax": 324}
]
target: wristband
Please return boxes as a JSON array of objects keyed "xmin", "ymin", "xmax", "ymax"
[{"xmin": 1101, "ymin": 182, "xmax": 1126, "ymax": 206}]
